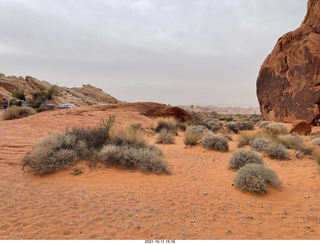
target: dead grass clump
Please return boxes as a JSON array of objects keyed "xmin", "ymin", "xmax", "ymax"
[
  {"xmin": 224, "ymin": 122, "xmax": 239, "ymax": 133},
  {"xmin": 177, "ymin": 122, "xmax": 188, "ymax": 131},
  {"xmin": 98, "ymin": 145, "xmax": 170, "ymax": 174},
  {"xmin": 184, "ymin": 125, "xmax": 210, "ymax": 145},
  {"xmin": 155, "ymin": 130, "xmax": 175, "ymax": 144},
  {"xmin": 311, "ymin": 148, "xmax": 320, "ymax": 164},
  {"xmin": 155, "ymin": 117, "xmax": 178, "ymax": 134},
  {"xmin": 257, "ymin": 121, "xmax": 272, "ymax": 128},
  {"xmin": 202, "ymin": 134, "xmax": 229, "ymax": 152},
  {"xmin": 109, "ymin": 126, "xmax": 147, "ymax": 148},
  {"xmin": 228, "ymin": 149, "xmax": 264, "ymax": 170},
  {"xmin": 2, "ymin": 106, "xmax": 36, "ymax": 120},
  {"xmin": 237, "ymin": 131, "xmax": 272, "ymax": 148},
  {"xmin": 262, "ymin": 122, "xmax": 287, "ymax": 137},
  {"xmin": 234, "ymin": 164, "xmax": 282, "ymax": 194},
  {"xmin": 250, "ymin": 137, "xmax": 273, "ymax": 151},
  {"xmin": 265, "ymin": 143, "xmax": 289, "ymax": 160}
]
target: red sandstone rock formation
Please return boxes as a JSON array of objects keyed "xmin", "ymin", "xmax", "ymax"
[{"xmin": 256, "ymin": 0, "xmax": 320, "ymax": 124}]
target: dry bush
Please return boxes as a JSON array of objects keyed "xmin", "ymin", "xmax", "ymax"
[
  {"xmin": 310, "ymin": 137, "xmax": 320, "ymax": 146},
  {"xmin": 155, "ymin": 129, "xmax": 175, "ymax": 144},
  {"xmin": 202, "ymin": 134, "xmax": 229, "ymax": 152},
  {"xmin": 257, "ymin": 121, "xmax": 272, "ymax": 128},
  {"xmin": 184, "ymin": 133, "xmax": 201, "ymax": 145},
  {"xmin": 236, "ymin": 121, "xmax": 255, "ymax": 131},
  {"xmin": 228, "ymin": 149, "xmax": 264, "ymax": 170},
  {"xmin": 2, "ymin": 106, "xmax": 36, "ymax": 120},
  {"xmin": 177, "ymin": 122, "xmax": 188, "ymax": 131},
  {"xmin": 155, "ymin": 117, "xmax": 178, "ymax": 134},
  {"xmin": 23, "ymin": 133, "xmax": 87, "ymax": 174},
  {"xmin": 265, "ymin": 143, "xmax": 289, "ymax": 160},
  {"xmin": 234, "ymin": 164, "xmax": 282, "ymax": 194},
  {"xmin": 311, "ymin": 148, "xmax": 320, "ymax": 164},
  {"xmin": 262, "ymin": 122, "xmax": 287, "ymax": 137},
  {"xmin": 65, "ymin": 127, "xmax": 110, "ymax": 152},
  {"xmin": 224, "ymin": 122, "xmax": 239, "ymax": 133},
  {"xmin": 98, "ymin": 145, "xmax": 170, "ymax": 174},
  {"xmin": 237, "ymin": 131, "xmax": 272, "ymax": 148},
  {"xmin": 109, "ymin": 126, "xmax": 147, "ymax": 148},
  {"xmin": 250, "ymin": 137, "xmax": 273, "ymax": 151},
  {"xmin": 276, "ymin": 134, "xmax": 312, "ymax": 155}
]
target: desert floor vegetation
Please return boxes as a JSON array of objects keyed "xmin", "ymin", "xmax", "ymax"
[
  {"xmin": 202, "ymin": 133, "xmax": 229, "ymax": 152},
  {"xmin": 154, "ymin": 117, "xmax": 178, "ymax": 134},
  {"xmin": 2, "ymin": 106, "xmax": 36, "ymax": 120},
  {"xmin": 228, "ymin": 149, "xmax": 264, "ymax": 170},
  {"xmin": 23, "ymin": 116, "xmax": 171, "ymax": 175},
  {"xmin": 234, "ymin": 164, "xmax": 282, "ymax": 194},
  {"xmin": 155, "ymin": 129, "xmax": 176, "ymax": 144}
]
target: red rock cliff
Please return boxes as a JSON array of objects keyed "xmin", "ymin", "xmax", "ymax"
[{"xmin": 256, "ymin": 0, "xmax": 320, "ymax": 124}]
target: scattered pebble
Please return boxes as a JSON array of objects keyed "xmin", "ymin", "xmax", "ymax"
[
  {"xmin": 304, "ymin": 196, "xmax": 310, "ymax": 199},
  {"xmin": 203, "ymin": 192, "xmax": 208, "ymax": 195}
]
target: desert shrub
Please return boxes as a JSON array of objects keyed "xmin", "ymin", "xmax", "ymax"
[
  {"xmin": 155, "ymin": 117, "xmax": 178, "ymax": 134},
  {"xmin": 237, "ymin": 131, "xmax": 271, "ymax": 148},
  {"xmin": 262, "ymin": 122, "xmax": 287, "ymax": 136},
  {"xmin": 296, "ymin": 150, "xmax": 305, "ymax": 158},
  {"xmin": 130, "ymin": 123, "xmax": 143, "ymax": 132},
  {"xmin": 196, "ymin": 119, "xmax": 222, "ymax": 132},
  {"xmin": 236, "ymin": 121, "xmax": 255, "ymax": 131},
  {"xmin": 312, "ymin": 148, "xmax": 320, "ymax": 164},
  {"xmin": 250, "ymin": 137, "xmax": 273, "ymax": 151},
  {"xmin": 98, "ymin": 145, "xmax": 170, "ymax": 174},
  {"xmin": 12, "ymin": 89, "xmax": 26, "ymax": 100},
  {"xmin": 177, "ymin": 122, "xmax": 188, "ymax": 131},
  {"xmin": 109, "ymin": 126, "xmax": 147, "ymax": 148},
  {"xmin": 155, "ymin": 130, "xmax": 175, "ymax": 144},
  {"xmin": 202, "ymin": 133, "xmax": 229, "ymax": 152},
  {"xmin": 264, "ymin": 143, "xmax": 289, "ymax": 160},
  {"xmin": 310, "ymin": 137, "xmax": 320, "ymax": 146},
  {"xmin": 184, "ymin": 132, "xmax": 201, "ymax": 145},
  {"xmin": 228, "ymin": 149, "xmax": 264, "ymax": 170},
  {"xmin": 276, "ymin": 133, "xmax": 312, "ymax": 154},
  {"xmin": 65, "ymin": 127, "xmax": 110, "ymax": 152},
  {"xmin": 258, "ymin": 121, "xmax": 272, "ymax": 128},
  {"xmin": 23, "ymin": 133, "xmax": 87, "ymax": 174},
  {"xmin": 36, "ymin": 105, "xmax": 55, "ymax": 113},
  {"xmin": 234, "ymin": 164, "xmax": 282, "ymax": 194},
  {"xmin": 2, "ymin": 106, "xmax": 36, "ymax": 120},
  {"xmin": 224, "ymin": 122, "xmax": 239, "ymax": 133}
]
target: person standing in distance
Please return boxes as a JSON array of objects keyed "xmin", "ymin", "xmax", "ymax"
[{"xmin": 2, "ymin": 98, "xmax": 8, "ymax": 110}]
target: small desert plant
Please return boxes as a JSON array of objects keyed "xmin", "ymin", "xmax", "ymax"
[
  {"xmin": 109, "ymin": 126, "xmax": 147, "ymax": 148},
  {"xmin": 237, "ymin": 131, "xmax": 271, "ymax": 148},
  {"xmin": 250, "ymin": 137, "xmax": 273, "ymax": 151},
  {"xmin": 98, "ymin": 145, "xmax": 170, "ymax": 174},
  {"xmin": 257, "ymin": 121, "xmax": 272, "ymax": 128},
  {"xmin": 177, "ymin": 122, "xmax": 188, "ymax": 131},
  {"xmin": 202, "ymin": 134, "xmax": 229, "ymax": 152},
  {"xmin": 184, "ymin": 132, "xmax": 201, "ymax": 145},
  {"xmin": 234, "ymin": 164, "xmax": 282, "ymax": 194},
  {"xmin": 262, "ymin": 122, "xmax": 287, "ymax": 136},
  {"xmin": 264, "ymin": 143, "xmax": 289, "ymax": 160},
  {"xmin": 276, "ymin": 134, "xmax": 303, "ymax": 149},
  {"xmin": 2, "ymin": 106, "xmax": 36, "ymax": 120},
  {"xmin": 12, "ymin": 89, "xmax": 26, "ymax": 100},
  {"xmin": 236, "ymin": 121, "xmax": 255, "ymax": 131},
  {"xmin": 224, "ymin": 122, "xmax": 239, "ymax": 133},
  {"xmin": 23, "ymin": 133, "xmax": 87, "ymax": 174},
  {"xmin": 228, "ymin": 149, "xmax": 264, "ymax": 170},
  {"xmin": 156, "ymin": 129, "xmax": 175, "ymax": 144},
  {"xmin": 130, "ymin": 123, "xmax": 143, "ymax": 132},
  {"xmin": 311, "ymin": 148, "xmax": 320, "ymax": 164},
  {"xmin": 310, "ymin": 137, "xmax": 320, "ymax": 146},
  {"xmin": 155, "ymin": 117, "xmax": 178, "ymax": 134}
]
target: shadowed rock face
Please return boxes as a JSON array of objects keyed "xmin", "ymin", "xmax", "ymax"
[{"xmin": 257, "ymin": 0, "xmax": 320, "ymax": 124}]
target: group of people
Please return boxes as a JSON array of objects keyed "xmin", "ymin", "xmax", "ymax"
[{"xmin": 1, "ymin": 99, "xmax": 8, "ymax": 110}]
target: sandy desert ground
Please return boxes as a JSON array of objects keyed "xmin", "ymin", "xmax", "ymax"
[{"xmin": 0, "ymin": 104, "xmax": 320, "ymax": 240}]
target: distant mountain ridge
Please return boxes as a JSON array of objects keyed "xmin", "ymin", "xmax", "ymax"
[
  {"xmin": 178, "ymin": 105, "xmax": 260, "ymax": 114},
  {"xmin": 0, "ymin": 73, "xmax": 119, "ymax": 106}
]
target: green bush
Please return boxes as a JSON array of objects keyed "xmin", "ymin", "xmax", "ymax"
[
  {"xmin": 2, "ymin": 106, "xmax": 36, "ymax": 120},
  {"xmin": 234, "ymin": 164, "xmax": 282, "ymax": 194},
  {"xmin": 228, "ymin": 149, "xmax": 264, "ymax": 170},
  {"xmin": 202, "ymin": 134, "xmax": 229, "ymax": 152}
]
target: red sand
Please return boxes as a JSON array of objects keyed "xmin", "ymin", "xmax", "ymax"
[{"xmin": 0, "ymin": 104, "xmax": 320, "ymax": 240}]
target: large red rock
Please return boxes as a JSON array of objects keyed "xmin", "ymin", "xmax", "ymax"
[
  {"xmin": 256, "ymin": 0, "xmax": 320, "ymax": 124},
  {"xmin": 290, "ymin": 120, "xmax": 312, "ymax": 135}
]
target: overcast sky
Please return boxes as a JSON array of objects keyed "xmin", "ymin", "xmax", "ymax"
[{"xmin": 0, "ymin": 0, "xmax": 307, "ymax": 107}]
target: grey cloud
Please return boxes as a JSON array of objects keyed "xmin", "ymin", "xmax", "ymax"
[{"xmin": 0, "ymin": 0, "xmax": 307, "ymax": 106}]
